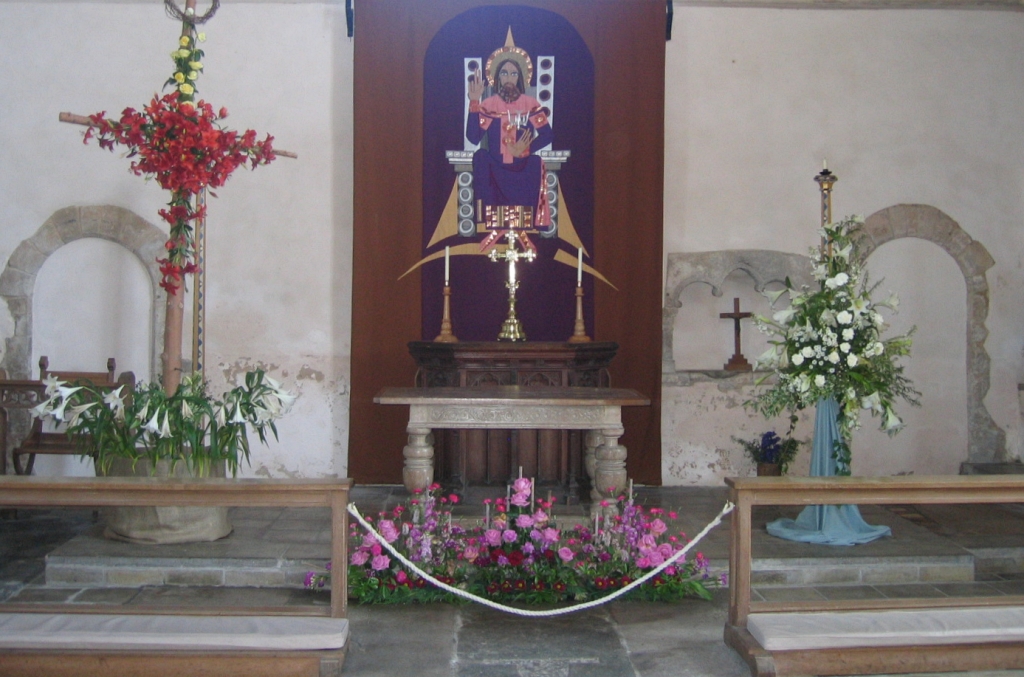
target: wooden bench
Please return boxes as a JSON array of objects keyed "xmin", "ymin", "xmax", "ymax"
[
  {"xmin": 724, "ymin": 475, "xmax": 1024, "ymax": 676},
  {"xmin": 0, "ymin": 476, "xmax": 351, "ymax": 677},
  {"xmin": 12, "ymin": 356, "xmax": 136, "ymax": 475}
]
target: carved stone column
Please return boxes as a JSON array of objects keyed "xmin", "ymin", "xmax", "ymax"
[
  {"xmin": 592, "ymin": 426, "xmax": 628, "ymax": 516},
  {"xmin": 403, "ymin": 427, "xmax": 434, "ymax": 492}
]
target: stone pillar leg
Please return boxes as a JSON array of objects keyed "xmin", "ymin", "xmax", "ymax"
[
  {"xmin": 592, "ymin": 426, "xmax": 627, "ymax": 516},
  {"xmin": 584, "ymin": 430, "xmax": 601, "ymax": 499},
  {"xmin": 403, "ymin": 426, "xmax": 434, "ymax": 493}
]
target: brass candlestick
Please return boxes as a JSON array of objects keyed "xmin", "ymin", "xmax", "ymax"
[
  {"xmin": 567, "ymin": 285, "xmax": 591, "ymax": 343},
  {"xmin": 434, "ymin": 284, "xmax": 458, "ymax": 343},
  {"xmin": 490, "ymin": 230, "xmax": 536, "ymax": 342},
  {"xmin": 815, "ymin": 164, "xmax": 837, "ymax": 254}
]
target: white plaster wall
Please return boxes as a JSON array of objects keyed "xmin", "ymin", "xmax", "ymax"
[
  {"xmin": 663, "ymin": 8, "xmax": 1024, "ymax": 484},
  {"xmin": 0, "ymin": 2, "xmax": 353, "ymax": 479}
]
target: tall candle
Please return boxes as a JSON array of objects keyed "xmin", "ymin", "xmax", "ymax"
[
  {"xmin": 530, "ymin": 477, "xmax": 535, "ymax": 511},
  {"xmin": 444, "ymin": 246, "xmax": 450, "ymax": 286},
  {"xmin": 485, "ymin": 503, "xmax": 490, "ymax": 530},
  {"xmin": 823, "ymin": 158, "xmax": 828, "ymax": 171},
  {"xmin": 577, "ymin": 247, "xmax": 583, "ymax": 286}
]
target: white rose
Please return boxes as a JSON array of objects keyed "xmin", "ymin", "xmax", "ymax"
[
  {"xmin": 842, "ymin": 328, "xmax": 854, "ymax": 341},
  {"xmin": 847, "ymin": 353, "xmax": 859, "ymax": 367},
  {"xmin": 791, "ymin": 352, "xmax": 805, "ymax": 366},
  {"xmin": 827, "ymin": 351, "xmax": 840, "ymax": 364},
  {"xmin": 839, "ymin": 342, "xmax": 851, "ymax": 354},
  {"xmin": 836, "ymin": 310, "xmax": 853, "ymax": 325},
  {"xmin": 814, "ymin": 374, "xmax": 826, "ymax": 388},
  {"xmin": 801, "ymin": 346, "xmax": 815, "ymax": 358}
]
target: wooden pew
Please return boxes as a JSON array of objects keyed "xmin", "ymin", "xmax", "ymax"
[
  {"xmin": 724, "ymin": 475, "xmax": 1024, "ymax": 676},
  {"xmin": 12, "ymin": 356, "xmax": 136, "ymax": 475},
  {"xmin": 0, "ymin": 476, "xmax": 351, "ymax": 677}
]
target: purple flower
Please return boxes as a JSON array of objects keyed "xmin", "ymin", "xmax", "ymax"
[
  {"xmin": 304, "ymin": 571, "xmax": 315, "ymax": 587},
  {"xmin": 497, "ymin": 554, "xmax": 510, "ymax": 566},
  {"xmin": 502, "ymin": 529, "xmax": 518, "ymax": 544},
  {"xmin": 558, "ymin": 547, "xmax": 574, "ymax": 562},
  {"xmin": 370, "ymin": 554, "xmax": 390, "ymax": 571},
  {"xmin": 484, "ymin": 529, "xmax": 502, "ymax": 547},
  {"xmin": 521, "ymin": 542, "xmax": 535, "ymax": 555}
]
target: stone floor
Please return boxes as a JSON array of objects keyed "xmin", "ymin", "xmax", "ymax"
[{"xmin": 2, "ymin": 485, "xmax": 1024, "ymax": 676}]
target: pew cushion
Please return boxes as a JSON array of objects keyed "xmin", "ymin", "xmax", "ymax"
[
  {"xmin": 0, "ymin": 613, "xmax": 348, "ymax": 651},
  {"xmin": 747, "ymin": 606, "xmax": 1024, "ymax": 651}
]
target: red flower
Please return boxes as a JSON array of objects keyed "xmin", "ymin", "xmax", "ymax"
[{"xmin": 508, "ymin": 550, "xmax": 525, "ymax": 567}]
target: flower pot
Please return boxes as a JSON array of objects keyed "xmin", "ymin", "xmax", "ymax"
[
  {"xmin": 98, "ymin": 457, "xmax": 232, "ymax": 544},
  {"xmin": 756, "ymin": 462, "xmax": 782, "ymax": 477}
]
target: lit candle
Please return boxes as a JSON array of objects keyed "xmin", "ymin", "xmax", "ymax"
[
  {"xmin": 577, "ymin": 247, "xmax": 583, "ymax": 286},
  {"xmin": 444, "ymin": 246, "xmax": 450, "ymax": 286}
]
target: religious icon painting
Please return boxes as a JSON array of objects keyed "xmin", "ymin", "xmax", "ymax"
[{"xmin": 419, "ymin": 5, "xmax": 595, "ymax": 341}]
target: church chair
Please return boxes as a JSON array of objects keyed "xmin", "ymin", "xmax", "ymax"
[{"xmin": 12, "ymin": 356, "xmax": 135, "ymax": 475}]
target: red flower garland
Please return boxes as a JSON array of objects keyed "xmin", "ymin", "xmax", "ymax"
[{"xmin": 84, "ymin": 93, "xmax": 275, "ymax": 294}]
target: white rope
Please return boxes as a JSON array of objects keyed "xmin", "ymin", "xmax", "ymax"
[{"xmin": 346, "ymin": 500, "xmax": 734, "ymax": 617}]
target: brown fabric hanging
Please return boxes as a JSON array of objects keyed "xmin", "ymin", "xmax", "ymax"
[{"xmin": 350, "ymin": 0, "xmax": 665, "ymax": 485}]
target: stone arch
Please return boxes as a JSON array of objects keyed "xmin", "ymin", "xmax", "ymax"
[
  {"xmin": 0, "ymin": 205, "xmax": 166, "ymax": 381},
  {"xmin": 859, "ymin": 204, "xmax": 1005, "ymax": 463},
  {"xmin": 662, "ymin": 250, "xmax": 814, "ymax": 373}
]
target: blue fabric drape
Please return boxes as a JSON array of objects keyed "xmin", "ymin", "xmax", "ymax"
[{"xmin": 766, "ymin": 397, "xmax": 891, "ymax": 546}]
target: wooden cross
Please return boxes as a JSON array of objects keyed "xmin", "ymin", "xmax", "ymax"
[{"xmin": 720, "ymin": 297, "xmax": 752, "ymax": 372}]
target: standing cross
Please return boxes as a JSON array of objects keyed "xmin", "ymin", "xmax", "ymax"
[{"xmin": 720, "ymin": 297, "xmax": 752, "ymax": 372}]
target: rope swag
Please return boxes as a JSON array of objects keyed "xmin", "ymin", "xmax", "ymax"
[{"xmin": 164, "ymin": 0, "xmax": 220, "ymax": 25}]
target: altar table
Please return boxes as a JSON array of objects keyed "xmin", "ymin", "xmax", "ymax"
[{"xmin": 373, "ymin": 386, "xmax": 650, "ymax": 506}]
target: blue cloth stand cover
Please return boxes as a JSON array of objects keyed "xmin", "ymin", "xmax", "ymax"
[{"xmin": 766, "ymin": 398, "xmax": 891, "ymax": 546}]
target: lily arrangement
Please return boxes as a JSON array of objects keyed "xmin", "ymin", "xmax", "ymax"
[
  {"xmin": 31, "ymin": 370, "xmax": 295, "ymax": 476},
  {"xmin": 310, "ymin": 480, "xmax": 722, "ymax": 605},
  {"xmin": 748, "ymin": 216, "xmax": 918, "ymax": 473}
]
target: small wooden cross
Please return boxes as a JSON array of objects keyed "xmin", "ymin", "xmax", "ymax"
[{"xmin": 720, "ymin": 297, "xmax": 752, "ymax": 372}]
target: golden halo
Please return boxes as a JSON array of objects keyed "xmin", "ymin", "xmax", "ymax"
[{"xmin": 485, "ymin": 46, "xmax": 533, "ymax": 89}]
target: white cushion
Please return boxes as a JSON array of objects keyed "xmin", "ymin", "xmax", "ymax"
[
  {"xmin": 0, "ymin": 613, "xmax": 348, "ymax": 651},
  {"xmin": 747, "ymin": 606, "xmax": 1024, "ymax": 651}
]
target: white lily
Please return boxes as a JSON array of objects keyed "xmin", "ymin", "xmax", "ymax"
[
  {"xmin": 773, "ymin": 308, "xmax": 796, "ymax": 325},
  {"xmin": 834, "ymin": 242, "xmax": 853, "ymax": 261},
  {"xmin": 861, "ymin": 391, "xmax": 883, "ymax": 414},
  {"xmin": 883, "ymin": 408, "xmax": 902, "ymax": 432},
  {"xmin": 143, "ymin": 410, "xmax": 162, "ymax": 435},
  {"xmin": 230, "ymin": 404, "xmax": 246, "ymax": 424},
  {"xmin": 66, "ymin": 402, "xmax": 98, "ymax": 427},
  {"xmin": 181, "ymin": 399, "xmax": 193, "ymax": 419},
  {"xmin": 31, "ymin": 397, "xmax": 56, "ymax": 419},
  {"xmin": 762, "ymin": 288, "xmax": 788, "ymax": 306},
  {"xmin": 42, "ymin": 374, "xmax": 63, "ymax": 397},
  {"xmin": 159, "ymin": 412, "xmax": 172, "ymax": 438}
]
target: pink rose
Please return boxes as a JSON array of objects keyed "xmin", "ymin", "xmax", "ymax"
[
  {"xmin": 502, "ymin": 529, "xmax": 518, "ymax": 544},
  {"xmin": 484, "ymin": 529, "xmax": 502, "ymax": 547},
  {"xmin": 463, "ymin": 545, "xmax": 479, "ymax": 562},
  {"xmin": 557, "ymin": 547, "xmax": 574, "ymax": 562},
  {"xmin": 361, "ymin": 534, "xmax": 378, "ymax": 550},
  {"xmin": 650, "ymin": 518, "xmax": 667, "ymax": 536},
  {"xmin": 542, "ymin": 527, "xmax": 559, "ymax": 544},
  {"xmin": 370, "ymin": 554, "xmax": 390, "ymax": 571},
  {"xmin": 510, "ymin": 492, "xmax": 530, "ymax": 507},
  {"xmin": 515, "ymin": 514, "xmax": 534, "ymax": 529},
  {"xmin": 350, "ymin": 550, "xmax": 369, "ymax": 566},
  {"xmin": 378, "ymin": 519, "xmax": 400, "ymax": 543},
  {"xmin": 396, "ymin": 570, "xmax": 407, "ymax": 584},
  {"xmin": 532, "ymin": 509, "xmax": 548, "ymax": 524},
  {"xmin": 512, "ymin": 477, "xmax": 532, "ymax": 494}
]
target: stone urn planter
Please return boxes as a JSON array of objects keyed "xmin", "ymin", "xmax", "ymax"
[{"xmin": 98, "ymin": 457, "xmax": 232, "ymax": 544}]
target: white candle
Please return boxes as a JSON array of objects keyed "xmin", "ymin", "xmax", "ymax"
[
  {"xmin": 577, "ymin": 247, "xmax": 583, "ymax": 286},
  {"xmin": 518, "ymin": 466, "xmax": 523, "ymax": 479},
  {"xmin": 485, "ymin": 503, "xmax": 490, "ymax": 530},
  {"xmin": 530, "ymin": 478, "xmax": 535, "ymax": 511},
  {"xmin": 444, "ymin": 246, "xmax": 450, "ymax": 286},
  {"xmin": 823, "ymin": 158, "xmax": 828, "ymax": 171},
  {"xmin": 628, "ymin": 479, "xmax": 633, "ymax": 503}
]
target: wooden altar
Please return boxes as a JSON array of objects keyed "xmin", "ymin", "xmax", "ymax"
[{"xmin": 407, "ymin": 341, "xmax": 618, "ymax": 494}]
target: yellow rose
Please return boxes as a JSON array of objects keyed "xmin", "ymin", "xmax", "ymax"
[
  {"xmin": 177, "ymin": 49, "xmax": 191, "ymax": 59},
  {"xmin": 173, "ymin": 72, "xmax": 185, "ymax": 83},
  {"xmin": 187, "ymin": 71, "xmax": 198, "ymax": 81},
  {"xmin": 197, "ymin": 32, "xmax": 207, "ymax": 42},
  {"xmin": 189, "ymin": 61, "xmax": 204, "ymax": 70},
  {"xmin": 179, "ymin": 83, "xmax": 194, "ymax": 95},
  {"xmin": 179, "ymin": 35, "xmax": 190, "ymax": 47}
]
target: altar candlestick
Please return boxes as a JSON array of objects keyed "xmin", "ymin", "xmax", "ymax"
[
  {"xmin": 485, "ymin": 503, "xmax": 490, "ymax": 530},
  {"xmin": 577, "ymin": 247, "xmax": 583, "ymax": 286},
  {"xmin": 444, "ymin": 246, "xmax": 450, "ymax": 286}
]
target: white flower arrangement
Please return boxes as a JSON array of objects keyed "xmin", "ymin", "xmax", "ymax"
[
  {"xmin": 31, "ymin": 369, "xmax": 295, "ymax": 476},
  {"xmin": 748, "ymin": 216, "xmax": 919, "ymax": 474}
]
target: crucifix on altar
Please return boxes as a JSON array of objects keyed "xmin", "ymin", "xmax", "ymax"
[
  {"xmin": 58, "ymin": 0, "xmax": 295, "ymax": 391},
  {"xmin": 720, "ymin": 297, "xmax": 753, "ymax": 372}
]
